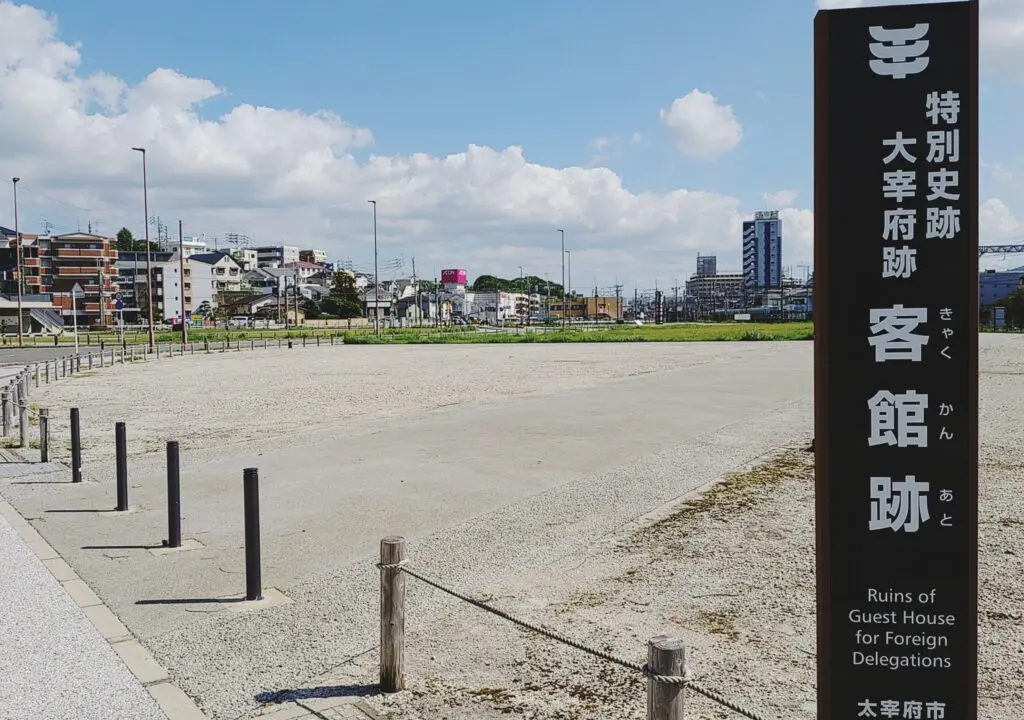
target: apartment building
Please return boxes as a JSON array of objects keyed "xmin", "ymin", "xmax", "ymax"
[
  {"xmin": 299, "ymin": 248, "xmax": 328, "ymax": 265},
  {"xmin": 188, "ymin": 252, "xmax": 243, "ymax": 312},
  {"xmin": 281, "ymin": 260, "xmax": 324, "ymax": 280},
  {"xmin": 230, "ymin": 248, "xmax": 259, "ymax": 272},
  {"xmin": 20, "ymin": 233, "xmax": 120, "ymax": 326},
  {"xmin": 253, "ymin": 245, "xmax": 300, "ymax": 268}
]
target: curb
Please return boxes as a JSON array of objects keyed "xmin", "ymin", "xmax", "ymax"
[{"xmin": 0, "ymin": 498, "xmax": 210, "ymax": 720}]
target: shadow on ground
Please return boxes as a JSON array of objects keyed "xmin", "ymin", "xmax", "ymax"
[{"xmin": 255, "ymin": 684, "xmax": 379, "ymax": 704}]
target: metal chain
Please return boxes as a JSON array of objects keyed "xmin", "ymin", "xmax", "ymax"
[{"xmin": 377, "ymin": 561, "xmax": 770, "ymax": 720}]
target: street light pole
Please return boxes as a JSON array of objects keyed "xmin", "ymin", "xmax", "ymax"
[
  {"xmin": 132, "ymin": 147, "xmax": 156, "ymax": 352},
  {"xmin": 12, "ymin": 177, "xmax": 23, "ymax": 347},
  {"xmin": 178, "ymin": 219, "xmax": 188, "ymax": 348},
  {"xmin": 369, "ymin": 200, "xmax": 379, "ymax": 337},
  {"xmin": 557, "ymin": 229, "xmax": 565, "ymax": 328},
  {"xmin": 518, "ymin": 265, "xmax": 524, "ymax": 322},
  {"xmin": 565, "ymin": 250, "xmax": 572, "ymax": 324}
]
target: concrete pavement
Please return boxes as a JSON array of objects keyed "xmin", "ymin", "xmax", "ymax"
[{"xmin": 0, "ymin": 496, "xmax": 167, "ymax": 720}]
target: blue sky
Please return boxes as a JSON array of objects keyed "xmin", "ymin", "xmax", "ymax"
[
  {"xmin": 2, "ymin": 0, "xmax": 1023, "ymax": 285},
  {"xmin": 34, "ymin": 0, "xmax": 815, "ymax": 197}
]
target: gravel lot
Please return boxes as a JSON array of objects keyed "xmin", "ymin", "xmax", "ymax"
[
  {"xmin": 317, "ymin": 336, "xmax": 1016, "ymax": 720},
  {"xmin": 8, "ymin": 337, "xmax": 1020, "ymax": 720},
  {"xmin": 33, "ymin": 342, "xmax": 757, "ymax": 464}
]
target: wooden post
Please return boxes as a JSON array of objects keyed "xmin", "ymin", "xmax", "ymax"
[
  {"xmin": 647, "ymin": 636, "xmax": 685, "ymax": 720},
  {"xmin": 34, "ymin": 363, "xmax": 39, "ymax": 388},
  {"xmin": 379, "ymin": 536, "xmax": 406, "ymax": 693},
  {"xmin": 1, "ymin": 390, "xmax": 8, "ymax": 436},
  {"xmin": 88, "ymin": 352, "xmax": 93, "ymax": 370}
]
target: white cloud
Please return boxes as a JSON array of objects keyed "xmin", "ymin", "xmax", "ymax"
[
  {"xmin": 659, "ymin": 89, "xmax": 743, "ymax": 159},
  {"xmin": 0, "ymin": 2, "xmax": 772, "ymax": 284},
  {"xmin": 1, "ymin": 2, "xmax": 1020, "ymax": 287},
  {"xmin": 630, "ymin": 132, "xmax": 643, "ymax": 144},
  {"xmin": 761, "ymin": 190, "xmax": 799, "ymax": 208}
]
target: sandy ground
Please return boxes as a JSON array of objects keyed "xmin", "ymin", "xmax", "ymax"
[
  {"xmin": 317, "ymin": 337, "xmax": 1017, "ymax": 720},
  {"xmin": 32, "ymin": 342, "xmax": 757, "ymax": 464},
  {"xmin": 6, "ymin": 337, "xmax": 1021, "ymax": 720}
]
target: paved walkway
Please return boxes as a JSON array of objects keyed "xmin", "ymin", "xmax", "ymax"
[
  {"xmin": 0, "ymin": 459, "xmax": 386, "ymax": 720},
  {"xmin": 0, "ymin": 498, "xmax": 167, "ymax": 720}
]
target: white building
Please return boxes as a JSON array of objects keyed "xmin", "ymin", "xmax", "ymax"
[
  {"xmin": 282, "ymin": 260, "xmax": 325, "ymax": 280},
  {"xmin": 230, "ymin": 248, "xmax": 259, "ymax": 272},
  {"xmin": 188, "ymin": 252, "xmax": 243, "ymax": 308},
  {"xmin": 181, "ymin": 236, "xmax": 208, "ymax": 258},
  {"xmin": 253, "ymin": 245, "xmax": 300, "ymax": 268},
  {"xmin": 299, "ymin": 249, "xmax": 328, "ymax": 264}
]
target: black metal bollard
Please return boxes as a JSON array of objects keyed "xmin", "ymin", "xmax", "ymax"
[
  {"xmin": 39, "ymin": 408, "xmax": 49, "ymax": 463},
  {"xmin": 100, "ymin": 339, "xmax": 105, "ymax": 351},
  {"xmin": 115, "ymin": 422, "xmax": 128, "ymax": 510},
  {"xmin": 287, "ymin": 340, "xmax": 293, "ymax": 349},
  {"xmin": 166, "ymin": 441, "xmax": 181, "ymax": 548},
  {"xmin": 70, "ymin": 408, "xmax": 82, "ymax": 483},
  {"xmin": 243, "ymin": 468, "xmax": 262, "ymax": 601}
]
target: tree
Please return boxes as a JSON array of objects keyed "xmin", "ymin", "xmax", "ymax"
[
  {"xmin": 114, "ymin": 226, "xmax": 160, "ymax": 252},
  {"xmin": 303, "ymin": 298, "xmax": 322, "ymax": 319},
  {"xmin": 418, "ymin": 279, "xmax": 439, "ymax": 293},
  {"xmin": 1000, "ymin": 288, "xmax": 1024, "ymax": 328},
  {"xmin": 326, "ymin": 272, "xmax": 364, "ymax": 318},
  {"xmin": 115, "ymin": 227, "xmax": 135, "ymax": 251},
  {"xmin": 468, "ymin": 274, "xmax": 561, "ymax": 296}
]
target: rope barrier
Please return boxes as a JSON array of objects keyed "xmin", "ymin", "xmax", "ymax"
[{"xmin": 377, "ymin": 560, "xmax": 771, "ymax": 720}]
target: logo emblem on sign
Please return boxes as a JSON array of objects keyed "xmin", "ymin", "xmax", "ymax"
[{"xmin": 868, "ymin": 24, "xmax": 930, "ymax": 80}]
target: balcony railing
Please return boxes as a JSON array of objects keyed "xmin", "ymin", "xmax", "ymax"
[
  {"xmin": 54, "ymin": 266, "xmax": 118, "ymax": 277},
  {"xmin": 54, "ymin": 247, "xmax": 116, "ymax": 259}
]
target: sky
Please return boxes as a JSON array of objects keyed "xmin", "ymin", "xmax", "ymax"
[{"xmin": 1, "ymin": 0, "xmax": 1023, "ymax": 291}]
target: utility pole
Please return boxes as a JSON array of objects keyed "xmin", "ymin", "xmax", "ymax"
[
  {"xmin": 132, "ymin": 147, "xmax": 156, "ymax": 351},
  {"xmin": 673, "ymin": 281, "xmax": 679, "ymax": 323},
  {"xmin": 518, "ymin": 265, "xmax": 524, "ymax": 323},
  {"xmin": 545, "ymin": 273, "xmax": 550, "ymax": 322},
  {"xmin": 412, "ymin": 257, "xmax": 419, "ymax": 326},
  {"xmin": 12, "ymin": 177, "xmax": 23, "ymax": 347},
  {"xmin": 98, "ymin": 271, "xmax": 105, "ymax": 328},
  {"xmin": 369, "ymin": 200, "xmax": 379, "ymax": 337},
  {"xmin": 613, "ymin": 283, "xmax": 623, "ymax": 322},
  {"xmin": 557, "ymin": 229, "xmax": 565, "ymax": 328},
  {"xmin": 634, "ymin": 286, "xmax": 639, "ymax": 320},
  {"xmin": 178, "ymin": 220, "xmax": 187, "ymax": 347}
]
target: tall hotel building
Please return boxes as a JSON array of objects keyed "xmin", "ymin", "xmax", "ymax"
[{"xmin": 742, "ymin": 210, "xmax": 782, "ymax": 290}]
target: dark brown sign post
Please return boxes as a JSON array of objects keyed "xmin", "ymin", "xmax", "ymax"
[{"xmin": 814, "ymin": 2, "xmax": 978, "ymax": 719}]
